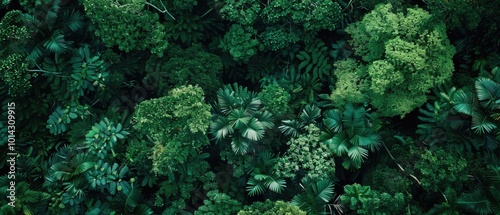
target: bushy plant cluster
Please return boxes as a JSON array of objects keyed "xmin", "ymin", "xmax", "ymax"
[{"xmin": 1, "ymin": 0, "xmax": 500, "ymax": 214}]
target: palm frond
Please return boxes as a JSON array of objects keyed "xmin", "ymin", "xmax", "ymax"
[
  {"xmin": 471, "ymin": 110, "xmax": 497, "ymax": 134},
  {"xmin": 279, "ymin": 120, "xmax": 303, "ymax": 137},
  {"xmin": 43, "ymin": 30, "xmax": 69, "ymax": 54},
  {"xmin": 300, "ymin": 104, "xmax": 321, "ymax": 124},
  {"xmin": 210, "ymin": 117, "xmax": 233, "ymax": 141},
  {"xmin": 62, "ymin": 10, "xmax": 85, "ymax": 32},
  {"xmin": 323, "ymin": 109, "xmax": 343, "ymax": 133},
  {"xmin": 231, "ymin": 134, "xmax": 250, "ymax": 155},
  {"xmin": 458, "ymin": 189, "xmax": 492, "ymax": 215},
  {"xmin": 476, "ymin": 78, "xmax": 500, "ymax": 110},
  {"xmin": 243, "ymin": 118, "xmax": 264, "ymax": 141}
]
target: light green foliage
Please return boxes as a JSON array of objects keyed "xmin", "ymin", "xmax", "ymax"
[
  {"xmin": 194, "ymin": 190, "xmax": 242, "ymax": 215},
  {"xmin": 84, "ymin": 117, "xmax": 129, "ymax": 159},
  {"xmin": 144, "ymin": 44, "xmax": 222, "ymax": 96},
  {"xmin": 335, "ymin": 3, "xmax": 456, "ymax": 117},
  {"xmin": 341, "ymin": 184, "xmax": 406, "ymax": 215},
  {"xmin": 219, "ymin": 24, "xmax": 259, "ymax": 62},
  {"xmin": 259, "ymin": 81, "xmax": 291, "ymax": 117},
  {"xmin": 46, "ymin": 104, "xmax": 90, "ymax": 135},
  {"xmin": 133, "ymin": 85, "xmax": 211, "ymax": 174},
  {"xmin": 425, "ymin": 0, "xmax": 482, "ymax": 29},
  {"xmin": 321, "ymin": 104, "xmax": 381, "ymax": 170},
  {"xmin": 238, "ymin": 199, "xmax": 306, "ymax": 215},
  {"xmin": 86, "ymin": 161, "xmax": 130, "ymax": 195},
  {"xmin": 414, "ymin": 148, "xmax": 468, "ymax": 193},
  {"xmin": 275, "ymin": 125, "xmax": 335, "ymax": 181},
  {"xmin": 263, "ymin": 0, "xmax": 343, "ymax": 31},
  {"xmin": 83, "ymin": 0, "xmax": 168, "ymax": 56},
  {"xmin": 292, "ymin": 178, "xmax": 335, "ymax": 214},
  {"xmin": 329, "ymin": 59, "xmax": 368, "ymax": 107},
  {"xmin": 210, "ymin": 83, "xmax": 274, "ymax": 155}
]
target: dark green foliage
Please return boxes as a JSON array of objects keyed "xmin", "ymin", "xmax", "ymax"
[
  {"xmin": 165, "ymin": 14, "xmax": 224, "ymax": 45},
  {"xmin": 424, "ymin": 0, "xmax": 482, "ymax": 30},
  {"xmin": 340, "ymin": 183, "xmax": 406, "ymax": 215},
  {"xmin": 263, "ymin": 0, "xmax": 343, "ymax": 32},
  {"xmin": 144, "ymin": 44, "xmax": 223, "ymax": 96},
  {"xmin": 458, "ymin": 165, "xmax": 500, "ymax": 214},
  {"xmin": 414, "ymin": 148, "xmax": 468, "ymax": 193},
  {"xmin": 84, "ymin": 117, "xmax": 129, "ymax": 159},
  {"xmin": 2, "ymin": 0, "xmax": 499, "ymax": 214},
  {"xmin": 219, "ymin": 24, "xmax": 259, "ymax": 62},
  {"xmin": 46, "ymin": 104, "xmax": 90, "ymax": 135},
  {"xmin": 0, "ymin": 11, "xmax": 32, "ymax": 96},
  {"xmin": 291, "ymin": 177, "xmax": 335, "ymax": 215},
  {"xmin": 321, "ymin": 104, "xmax": 382, "ymax": 169},
  {"xmin": 246, "ymin": 150, "xmax": 286, "ymax": 196},
  {"xmin": 83, "ymin": 0, "xmax": 168, "ymax": 55},
  {"xmin": 279, "ymin": 104, "xmax": 321, "ymax": 138},
  {"xmin": 194, "ymin": 190, "xmax": 242, "ymax": 215},
  {"xmin": 238, "ymin": 199, "xmax": 306, "ymax": 215},
  {"xmin": 210, "ymin": 83, "xmax": 274, "ymax": 155},
  {"xmin": 294, "ymin": 39, "xmax": 332, "ymax": 79}
]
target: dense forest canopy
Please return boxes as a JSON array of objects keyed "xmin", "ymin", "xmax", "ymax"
[{"xmin": 1, "ymin": 0, "xmax": 500, "ymax": 214}]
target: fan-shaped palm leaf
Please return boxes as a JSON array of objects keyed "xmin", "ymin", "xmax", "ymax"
[
  {"xmin": 300, "ymin": 104, "xmax": 321, "ymax": 124},
  {"xmin": 347, "ymin": 146, "xmax": 368, "ymax": 164},
  {"xmin": 242, "ymin": 118, "xmax": 265, "ymax": 141},
  {"xmin": 231, "ymin": 134, "xmax": 250, "ymax": 155},
  {"xmin": 62, "ymin": 10, "xmax": 85, "ymax": 32},
  {"xmin": 279, "ymin": 120, "xmax": 303, "ymax": 137},
  {"xmin": 323, "ymin": 110, "xmax": 343, "ymax": 133},
  {"xmin": 324, "ymin": 133, "xmax": 349, "ymax": 156},
  {"xmin": 210, "ymin": 117, "xmax": 233, "ymax": 141},
  {"xmin": 452, "ymin": 89, "xmax": 475, "ymax": 115},
  {"xmin": 292, "ymin": 178, "xmax": 334, "ymax": 214},
  {"xmin": 476, "ymin": 78, "xmax": 500, "ymax": 110},
  {"xmin": 343, "ymin": 104, "xmax": 365, "ymax": 128},
  {"xmin": 471, "ymin": 110, "xmax": 497, "ymax": 134},
  {"xmin": 43, "ymin": 30, "xmax": 69, "ymax": 54},
  {"xmin": 228, "ymin": 109, "xmax": 251, "ymax": 129},
  {"xmin": 253, "ymin": 110, "xmax": 275, "ymax": 129}
]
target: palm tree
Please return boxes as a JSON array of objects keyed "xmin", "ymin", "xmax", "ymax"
[
  {"xmin": 210, "ymin": 83, "xmax": 274, "ymax": 155},
  {"xmin": 321, "ymin": 103, "xmax": 382, "ymax": 169}
]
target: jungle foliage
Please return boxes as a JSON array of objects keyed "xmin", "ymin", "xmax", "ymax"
[{"xmin": 1, "ymin": 0, "xmax": 500, "ymax": 214}]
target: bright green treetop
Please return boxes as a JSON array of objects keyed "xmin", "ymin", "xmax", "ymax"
[
  {"xmin": 133, "ymin": 85, "xmax": 211, "ymax": 174},
  {"xmin": 332, "ymin": 3, "xmax": 456, "ymax": 117}
]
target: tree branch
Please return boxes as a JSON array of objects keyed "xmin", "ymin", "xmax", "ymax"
[{"xmin": 145, "ymin": 1, "xmax": 176, "ymax": 20}]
